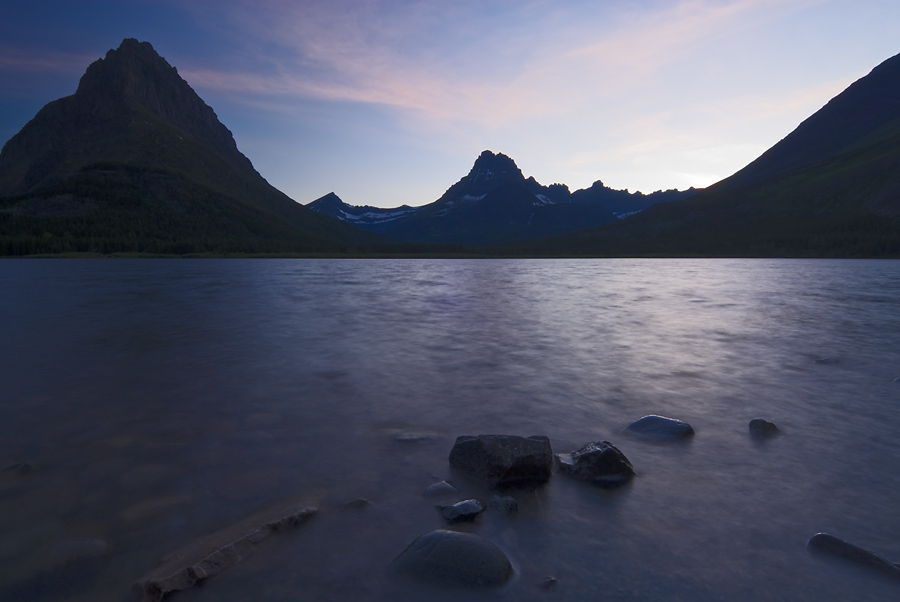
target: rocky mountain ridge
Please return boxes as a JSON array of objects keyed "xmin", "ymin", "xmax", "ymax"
[{"xmin": 308, "ymin": 150, "xmax": 696, "ymax": 246}]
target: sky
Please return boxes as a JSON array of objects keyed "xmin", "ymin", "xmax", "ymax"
[{"xmin": 1, "ymin": 1, "xmax": 899, "ymax": 208}]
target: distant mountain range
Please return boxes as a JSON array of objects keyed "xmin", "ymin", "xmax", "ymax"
[
  {"xmin": 0, "ymin": 39, "xmax": 383, "ymax": 255},
  {"xmin": 1, "ymin": 38, "xmax": 898, "ymax": 256},
  {"xmin": 307, "ymin": 150, "xmax": 696, "ymax": 246}
]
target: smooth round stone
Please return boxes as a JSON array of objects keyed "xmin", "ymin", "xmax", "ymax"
[
  {"xmin": 392, "ymin": 529, "xmax": 513, "ymax": 589},
  {"xmin": 625, "ymin": 415, "xmax": 694, "ymax": 441}
]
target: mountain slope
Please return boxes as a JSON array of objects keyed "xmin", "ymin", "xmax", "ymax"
[
  {"xmin": 505, "ymin": 52, "xmax": 900, "ymax": 257},
  {"xmin": 0, "ymin": 38, "xmax": 382, "ymax": 255}
]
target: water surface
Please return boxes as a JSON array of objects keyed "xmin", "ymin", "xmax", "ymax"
[{"xmin": 1, "ymin": 258, "xmax": 899, "ymax": 601}]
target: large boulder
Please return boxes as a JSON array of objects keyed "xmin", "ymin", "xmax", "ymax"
[
  {"xmin": 554, "ymin": 440, "xmax": 635, "ymax": 486},
  {"xmin": 392, "ymin": 529, "xmax": 513, "ymax": 589},
  {"xmin": 625, "ymin": 415, "xmax": 694, "ymax": 441},
  {"xmin": 449, "ymin": 435, "xmax": 553, "ymax": 485},
  {"xmin": 807, "ymin": 533, "xmax": 900, "ymax": 579}
]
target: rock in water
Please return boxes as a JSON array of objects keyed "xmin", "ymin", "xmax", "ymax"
[
  {"xmin": 490, "ymin": 495, "xmax": 518, "ymax": 516},
  {"xmin": 749, "ymin": 418, "xmax": 780, "ymax": 438},
  {"xmin": 448, "ymin": 434, "xmax": 553, "ymax": 485},
  {"xmin": 440, "ymin": 499, "xmax": 485, "ymax": 522},
  {"xmin": 807, "ymin": 533, "xmax": 900, "ymax": 579},
  {"xmin": 555, "ymin": 441, "xmax": 635, "ymax": 485},
  {"xmin": 625, "ymin": 415, "xmax": 694, "ymax": 441},
  {"xmin": 135, "ymin": 500, "xmax": 317, "ymax": 601},
  {"xmin": 392, "ymin": 529, "xmax": 513, "ymax": 589},
  {"xmin": 424, "ymin": 480, "xmax": 459, "ymax": 498}
]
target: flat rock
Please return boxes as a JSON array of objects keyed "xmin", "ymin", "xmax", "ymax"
[
  {"xmin": 749, "ymin": 418, "xmax": 779, "ymax": 438},
  {"xmin": 449, "ymin": 434, "xmax": 553, "ymax": 485},
  {"xmin": 625, "ymin": 415, "xmax": 694, "ymax": 441},
  {"xmin": 555, "ymin": 440, "xmax": 635, "ymax": 486},
  {"xmin": 440, "ymin": 499, "xmax": 485, "ymax": 522},
  {"xmin": 135, "ymin": 498, "xmax": 317, "ymax": 601},
  {"xmin": 392, "ymin": 529, "xmax": 513, "ymax": 589},
  {"xmin": 807, "ymin": 533, "xmax": 900, "ymax": 579}
]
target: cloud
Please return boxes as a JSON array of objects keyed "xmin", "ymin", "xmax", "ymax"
[
  {"xmin": 0, "ymin": 46, "xmax": 98, "ymax": 74},
  {"xmin": 179, "ymin": 0, "xmax": 823, "ymax": 128}
]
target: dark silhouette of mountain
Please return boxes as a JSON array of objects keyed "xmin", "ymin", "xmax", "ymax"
[
  {"xmin": 502, "ymin": 52, "xmax": 900, "ymax": 257},
  {"xmin": 308, "ymin": 192, "xmax": 419, "ymax": 228},
  {"xmin": 307, "ymin": 150, "xmax": 694, "ymax": 246},
  {"xmin": 0, "ymin": 39, "xmax": 383, "ymax": 255}
]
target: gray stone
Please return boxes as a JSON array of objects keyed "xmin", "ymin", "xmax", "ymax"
[
  {"xmin": 135, "ymin": 498, "xmax": 317, "ymax": 601},
  {"xmin": 749, "ymin": 418, "xmax": 779, "ymax": 438},
  {"xmin": 392, "ymin": 529, "xmax": 513, "ymax": 589},
  {"xmin": 625, "ymin": 415, "xmax": 694, "ymax": 441},
  {"xmin": 424, "ymin": 480, "xmax": 459, "ymax": 498},
  {"xmin": 555, "ymin": 440, "xmax": 635, "ymax": 486},
  {"xmin": 449, "ymin": 434, "xmax": 553, "ymax": 485},
  {"xmin": 440, "ymin": 499, "xmax": 485, "ymax": 522},
  {"xmin": 490, "ymin": 495, "xmax": 518, "ymax": 516},
  {"xmin": 807, "ymin": 533, "xmax": 900, "ymax": 579}
]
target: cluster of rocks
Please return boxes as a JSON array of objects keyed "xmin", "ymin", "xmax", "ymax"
[
  {"xmin": 394, "ymin": 415, "xmax": 693, "ymax": 591},
  {"xmin": 395, "ymin": 414, "xmax": 794, "ymax": 591}
]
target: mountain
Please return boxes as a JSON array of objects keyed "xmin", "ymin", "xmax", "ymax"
[
  {"xmin": 307, "ymin": 192, "xmax": 419, "ymax": 229},
  {"xmin": 505, "ymin": 52, "xmax": 900, "ymax": 257},
  {"xmin": 307, "ymin": 150, "xmax": 695, "ymax": 246},
  {"xmin": 0, "ymin": 38, "xmax": 383, "ymax": 255}
]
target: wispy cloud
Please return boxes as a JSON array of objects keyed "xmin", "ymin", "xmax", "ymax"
[
  {"xmin": 179, "ymin": 0, "xmax": 824, "ymax": 130},
  {"xmin": 0, "ymin": 46, "xmax": 98, "ymax": 74}
]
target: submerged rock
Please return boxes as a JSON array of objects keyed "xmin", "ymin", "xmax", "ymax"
[
  {"xmin": 135, "ymin": 499, "xmax": 317, "ymax": 601},
  {"xmin": 2, "ymin": 462, "xmax": 35, "ymax": 475},
  {"xmin": 625, "ymin": 415, "xmax": 694, "ymax": 441},
  {"xmin": 343, "ymin": 497, "xmax": 373, "ymax": 509},
  {"xmin": 490, "ymin": 495, "xmax": 518, "ymax": 516},
  {"xmin": 807, "ymin": 533, "xmax": 900, "ymax": 579},
  {"xmin": 394, "ymin": 430, "xmax": 439, "ymax": 444},
  {"xmin": 424, "ymin": 480, "xmax": 459, "ymax": 498},
  {"xmin": 449, "ymin": 434, "xmax": 553, "ymax": 485},
  {"xmin": 392, "ymin": 529, "xmax": 513, "ymax": 589},
  {"xmin": 555, "ymin": 440, "xmax": 635, "ymax": 486},
  {"xmin": 440, "ymin": 499, "xmax": 485, "ymax": 522},
  {"xmin": 749, "ymin": 418, "xmax": 779, "ymax": 438},
  {"xmin": 538, "ymin": 576, "xmax": 559, "ymax": 589}
]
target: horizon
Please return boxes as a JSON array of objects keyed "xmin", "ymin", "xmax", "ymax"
[{"xmin": 1, "ymin": 1, "xmax": 899, "ymax": 209}]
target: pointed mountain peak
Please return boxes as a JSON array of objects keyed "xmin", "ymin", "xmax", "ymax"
[
  {"xmin": 0, "ymin": 38, "xmax": 249, "ymax": 197},
  {"xmin": 308, "ymin": 192, "xmax": 347, "ymax": 210},
  {"xmin": 443, "ymin": 150, "xmax": 526, "ymax": 199},
  {"xmin": 77, "ymin": 38, "xmax": 177, "ymax": 100},
  {"xmin": 467, "ymin": 150, "xmax": 524, "ymax": 181}
]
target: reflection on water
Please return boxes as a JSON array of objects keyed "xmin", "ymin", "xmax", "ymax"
[{"xmin": 1, "ymin": 258, "xmax": 900, "ymax": 601}]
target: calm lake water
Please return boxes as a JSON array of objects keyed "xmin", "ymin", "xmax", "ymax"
[{"xmin": 1, "ymin": 258, "xmax": 900, "ymax": 601}]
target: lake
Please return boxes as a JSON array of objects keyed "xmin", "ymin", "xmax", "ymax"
[{"xmin": 1, "ymin": 258, "xmax": 899, "ymax": 601}]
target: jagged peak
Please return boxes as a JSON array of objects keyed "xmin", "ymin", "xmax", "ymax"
[
  {"xmin": 77, "ymin": 38, "xmax": 179, "ymax": 99},
  {"xmin": 468, "ymin": 150, "xmax": 523, "ymax": 179}
]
